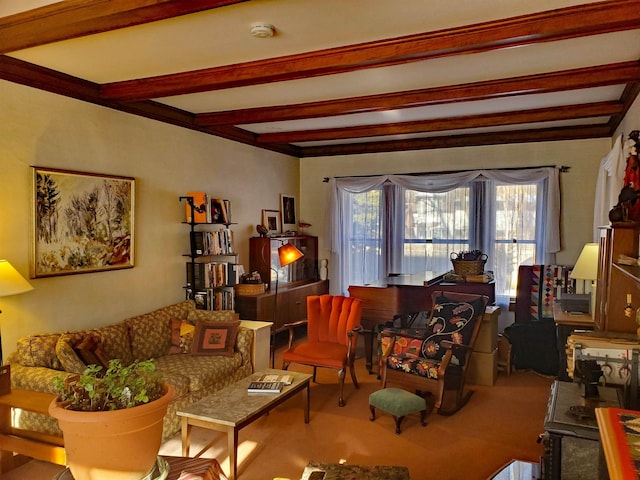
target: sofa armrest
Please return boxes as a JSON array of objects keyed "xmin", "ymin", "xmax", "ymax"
[
  {"xmin": 236, "ymin": 326, "xmax": 254, "ymax": 367},
  {"xmin": 9, "ymin": 363, "xmax": 74, "ymax": 394}
]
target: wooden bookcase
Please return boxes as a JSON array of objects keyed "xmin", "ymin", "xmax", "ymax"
[
  {"xmin": 235, "ymin": 235, "xmax": 328, "ymax": 332},
  {"xmin": 595, "ymin": 223, "xmax": 640, "ymax": 333}
]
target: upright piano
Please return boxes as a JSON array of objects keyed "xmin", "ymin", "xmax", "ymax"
[{"xmin": 348, "ymin": 271, "xmax": 495, "ymax": 373}]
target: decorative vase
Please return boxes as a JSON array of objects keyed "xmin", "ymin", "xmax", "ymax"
[{"xmin": 49, "ymin": 384, "xmax": 175, "ymax": 480}]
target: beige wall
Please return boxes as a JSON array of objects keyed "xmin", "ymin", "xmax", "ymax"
[
  {"xmin": 0, "ymin": 81, "xmax": 299, "ymax": 357},
  {"xmin": 300, "ymin": 138, "xmax": 612, "ymax": 293},
  {"xmin": 2, "ymin": 77, "xmax": 638, "ymax": 355}
]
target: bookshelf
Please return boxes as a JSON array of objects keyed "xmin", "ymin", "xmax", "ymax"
[{"xmin": 180, "ymin": 195, "xmax": 238, "ymax": 311}]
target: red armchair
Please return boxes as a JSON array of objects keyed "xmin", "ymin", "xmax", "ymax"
[{"xmin": 282, "ymin": 295, "xmax": 362, "ymax": 407}]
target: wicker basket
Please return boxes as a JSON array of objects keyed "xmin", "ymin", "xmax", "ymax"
[
  {"xmin": 451, "ymin": 259, "xmax": 486, "ymax": 276},
  {"xmin": 234, "ymin": 284, "xmax": 266, "ymax": 296}
]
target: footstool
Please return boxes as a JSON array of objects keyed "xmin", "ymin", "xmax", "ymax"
[{"xmin": 369, "ymin": 388, "xmax": 427, "ymax": 434}]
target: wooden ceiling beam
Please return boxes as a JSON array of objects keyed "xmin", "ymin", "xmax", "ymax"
[
  {"xmin": 100, "ymin": 0, "xmax": 640, "ymax": 101},
  {"xmin": 298, "ymin": 125, "xmax": 612, "ymax": 157},
  {"xmin": 0, "ymin": 0, "xmax": 247, "ymax": 55},
  {"xmin": 0, "ymin": 55, "xmax": 301, "ymax": 156},
  {"xmin": 255, "ymin": 102, "xmax": 624, "ymax": 143},
  {"xmin": 195, "ymin": 61, "xmax": 640, "ymax": 126}
]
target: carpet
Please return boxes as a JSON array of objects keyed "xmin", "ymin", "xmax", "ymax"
[{"xmin": 158, "ymin": 339, "xmax": 553, "ymax": 480}]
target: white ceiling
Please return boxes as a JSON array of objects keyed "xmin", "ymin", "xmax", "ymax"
[{"xmin": 1, "ymin": 0, "xmax": 639, "ymax": 157}]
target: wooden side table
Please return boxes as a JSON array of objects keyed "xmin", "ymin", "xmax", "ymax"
[{"xmin": 0, "ymin": 389, "xmax": 66, "ymax": 473}]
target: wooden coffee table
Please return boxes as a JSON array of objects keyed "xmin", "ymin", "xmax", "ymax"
[{"xmin": 177, "ymin": 369, "xmax": 312, "ymax": 480}]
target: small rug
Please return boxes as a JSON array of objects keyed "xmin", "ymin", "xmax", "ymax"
[{"xmin": 302, "ymin": 461, "xmax": 410, "ymax": 480}]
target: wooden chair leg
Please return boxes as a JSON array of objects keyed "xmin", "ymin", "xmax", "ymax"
[
  {"xmin": 312, "ymin": 367, "xmax": 317, "ymax": 382},
  {"xmin": 394, "ymin": 415, "xmax": 404, "ymax": 434},
  {"xmin": 338, "ymin": 368, "xmax": 346, "ymax": 407},
  {"xmin": 419, "ymin": 409, "xmax": 427, "ymax": 427},
  {"xmin": 369, "ymin": 405, "xmax": 376, "ymax": 421},
  {"xmin": 349, "ymin": 363, "xmax": 359, "ymax": 389}
]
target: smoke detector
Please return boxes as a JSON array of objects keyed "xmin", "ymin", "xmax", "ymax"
[{"xmin": 251, "ymin": 23, "xmax": 275, "ymax": 38}]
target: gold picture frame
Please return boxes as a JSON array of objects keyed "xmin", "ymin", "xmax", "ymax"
[{"xmin": 31, "ymin": 167, "xmax": 135, "ymax": 278}]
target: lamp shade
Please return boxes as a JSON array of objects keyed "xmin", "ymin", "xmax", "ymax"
[
  {"xmin": 278, "ymin": 243, "xmax": 303, "ymax": 267},
  {"xmin": 0, "ymin": 260, "xmax": 34, "ymax": 297},
  {"xmin": 570, "ymin": 243, "xmax": 599, "ymax": 281}
]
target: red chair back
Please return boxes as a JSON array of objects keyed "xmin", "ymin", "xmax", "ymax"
[{"xmin": 306, "ymin": 295, "xmax": 362, "ymax": 345}]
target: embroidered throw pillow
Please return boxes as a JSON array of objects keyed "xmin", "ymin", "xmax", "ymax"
[
  {"xmin": 191, "ymin": 321, "xmax": 239, "ymax": 356},
  {"xmin": 167, "ymin": 319, "xmax": 196, "ymax": 354}
]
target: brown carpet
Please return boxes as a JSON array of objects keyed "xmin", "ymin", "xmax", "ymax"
[{"xmin": 159, "ymin": 344, "xmax": 553, "ymax": 480}]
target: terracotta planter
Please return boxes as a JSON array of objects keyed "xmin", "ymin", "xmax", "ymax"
[{"xmin": 49, "ymin": 384, "xmax": 175, "ymax": 480}]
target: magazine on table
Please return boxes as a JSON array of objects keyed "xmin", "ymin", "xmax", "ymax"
[
  {"xmin": 247, "ymin": 381, "xmax": 284, "ymax": 394},
  {"xmin": 256, "ymin": 374, "xmax": 293, "ymax": 385}
]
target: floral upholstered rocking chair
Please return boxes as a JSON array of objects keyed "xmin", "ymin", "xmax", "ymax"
[{"xmin": 379, "ymin": 291, "xmax": 489, "ymax": 415}]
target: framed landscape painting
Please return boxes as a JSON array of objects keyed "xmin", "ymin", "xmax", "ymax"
[{"xmin": 31, "ymin": 167, "xmax": 135, "ymax": 278}]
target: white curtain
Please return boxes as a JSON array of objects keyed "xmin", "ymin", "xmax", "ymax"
[
  {"xmin": 327, "ymin": 167, "xmax": 561, "ymax": 295},
  {"xmin": 593, "ymin": 134, "xmax": 625, "ymax": 241}
]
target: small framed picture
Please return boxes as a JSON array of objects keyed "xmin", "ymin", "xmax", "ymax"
[
  {"xmin": 280, "ymin": 194, "xmax": 297, "ymax": 232},
  {"xmin": 262, "ymin": 209, "xmax": 281, "ymax": 235}
]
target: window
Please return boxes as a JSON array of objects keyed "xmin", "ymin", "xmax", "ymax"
[
  {"xmin": 329, "ymin": 168, "xmax": 559, "ymax": 303},
  {"xmin": 345, "ymin": 188, "xmax": 382, "ymax": 286},
  {"xmin": 403, "ymin": 188, "xmax": 470, "ymax": 275},
  {"xmin": 494, "ymin": 183, "xmax": 538, "ymax": 298}
]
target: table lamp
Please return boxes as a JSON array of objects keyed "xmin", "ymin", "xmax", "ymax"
[
  {"xmin": 271, "ymin": 242, "xmax": 304, "ymax": 366},
  {"xmin": 569, "ymin": 243, "xmax": 599, "ymax": 317},
  {"xmin": 0, "ymin": 260, "xmax": 34, "ymax": 364}
]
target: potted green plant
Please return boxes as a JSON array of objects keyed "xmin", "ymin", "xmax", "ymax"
[{"xmin": 49, "ymin": 359, "xmax": 175, "ymax": 480}]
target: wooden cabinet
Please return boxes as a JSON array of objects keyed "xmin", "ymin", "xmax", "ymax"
[
  {"xmin": 235, "ymin": 280, "xmax": 329, "ymax": 332},
  {"xmin": 248, "ymin": 235, "xmax": 320, "ymax": 291},
  {"xmin": 236, "ymin": 235, "xmax": 328, "ymax": 331},
  {"xmin": 595, "ymin": 224, "xmax": 640, "ymax": 333}
]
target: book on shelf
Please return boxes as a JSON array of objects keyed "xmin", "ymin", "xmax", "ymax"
[
  {"xmin": 247, "ymin": 381, "xmax": 284, "ymax": 394},
  {"xmin": 186, "ymin": 262, "xmax": 237, "ymax": 290},
  {"xmin": 190, "ymin": 230, "xmax": 235, "ymax": 256},
  {"xmin": 185, "ymin": 192, "xmax": 208, "ymax": 223},
  {"xmin": 256, "ymin": 374, "xmax": 293, "ymax": 385}
]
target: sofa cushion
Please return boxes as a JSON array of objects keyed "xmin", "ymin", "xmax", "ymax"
[
  {"xmin": 15, "ymin": 333, "xmax": 63, "ymax": 370},
  {"xmin": 87, "ymin": 323, "xmax": 133, "ymax": 365},
  {"xmin": 187, "ymin": 309, "xmax": 239, "ymax": 323},
  {"xmin": 55, "ymin": 335, "xmax": 87, "ymax": 374},
  {"xmin": 192, "ymin": 321, "xmax": 239, "ymax": 356},
  {"xmin": 126, "ymin": 300, "xmax": 195, "ymax": 360},
  {"xmin": 154, "ymin": 352, "xmax": 243, "ymax": 393}
]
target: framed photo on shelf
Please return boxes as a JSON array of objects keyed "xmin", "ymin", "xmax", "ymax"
[
  {"xmin": 31, "ymin": 167, "xmax": 135, "ymax": 278},
  {"xmin": 280, "ymin": 194, "xmax": 297, "ymax": 232},
  {"xmin": 210, "ymin": 198, "xmax": 229, "ymax": 224},
  {"xmin": 262, "ymin": 209, "xmax": 281, "ymax": 235}
]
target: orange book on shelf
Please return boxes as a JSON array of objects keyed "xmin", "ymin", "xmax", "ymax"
[{"xmin": 185, "ymin": 192, "xmax": 208, "ymax": 223}]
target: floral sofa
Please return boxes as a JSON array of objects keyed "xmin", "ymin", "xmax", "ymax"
[{"xmin": 6, "ymin": 300, "xmax": 253, "ymax": 440}]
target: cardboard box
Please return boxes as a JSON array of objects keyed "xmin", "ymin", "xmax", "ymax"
[
  {"xmin": 467, "ymin": 348, "xmax": 497, "ymax": 386},
  {"xmin": 474, "ymin": 308, "xmax": 498, "ymax": 353}
]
